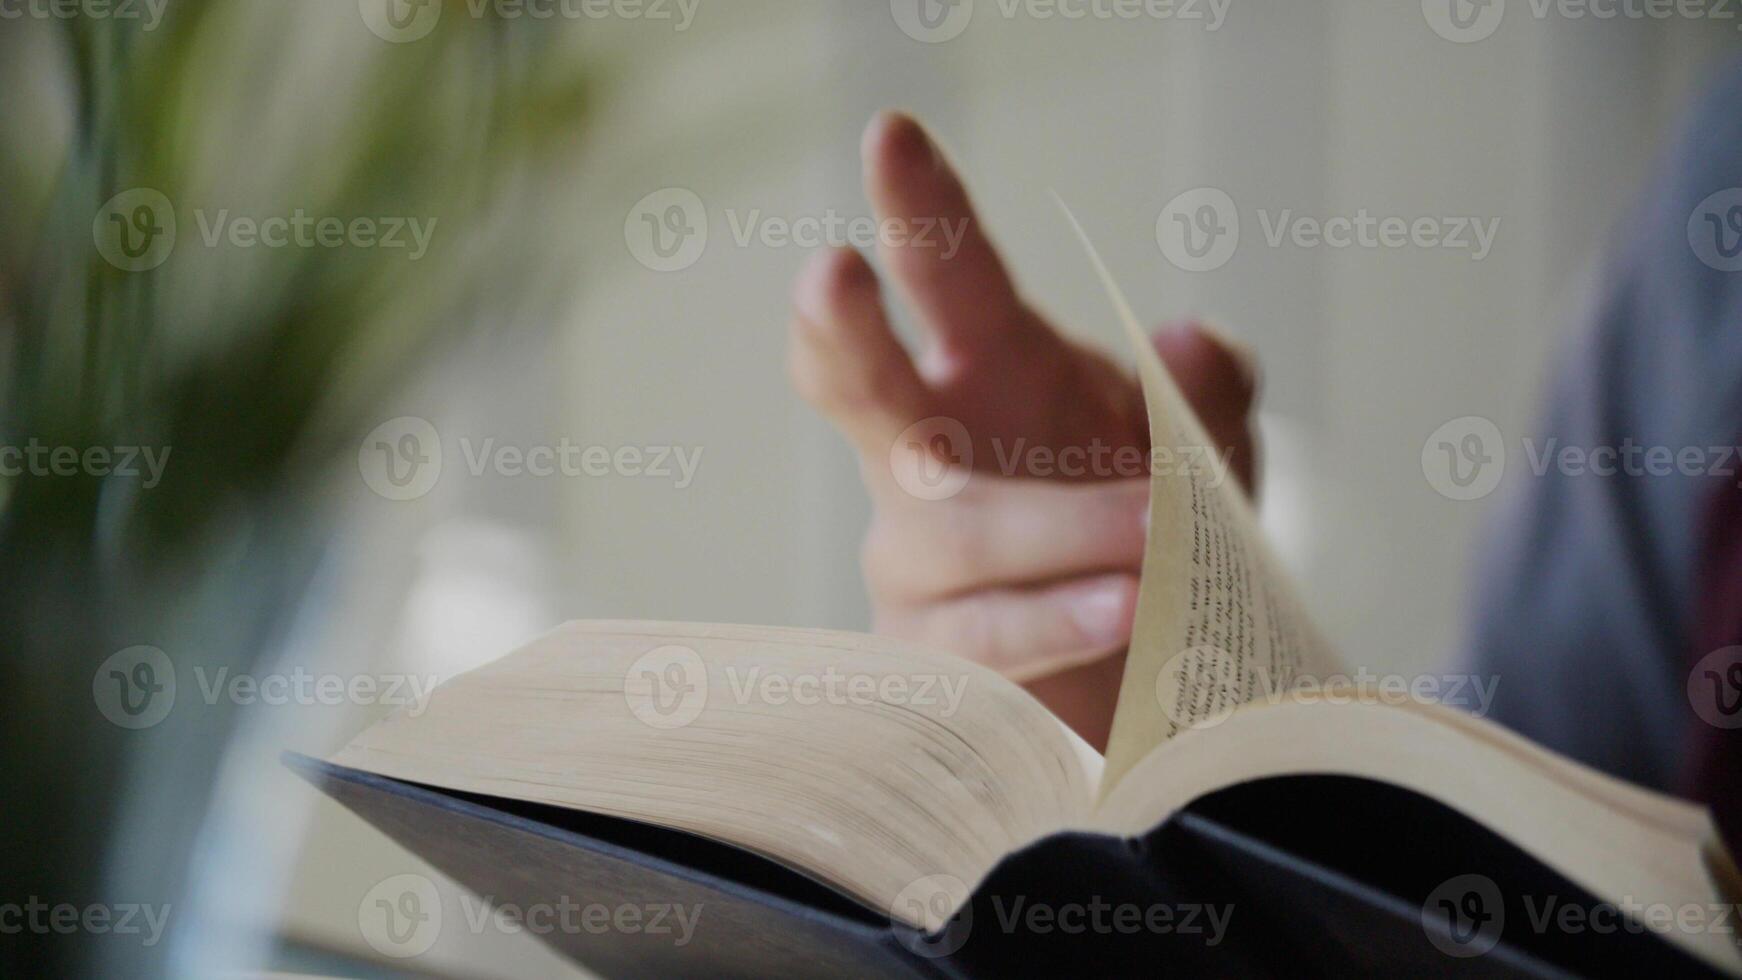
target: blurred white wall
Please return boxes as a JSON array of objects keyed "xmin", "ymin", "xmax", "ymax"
[
  {"xmin": 241, "ymin": 2, "xmax": 1742, "ymax": 975},
  {"xmin": 559, "ymin": 1, "xmax": 1740, "ymax": 672}
]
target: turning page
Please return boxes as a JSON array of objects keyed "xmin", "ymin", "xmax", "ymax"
[{"xmin": 1056, "ymin": 202, "xmax": 1346, "ymax": 794}]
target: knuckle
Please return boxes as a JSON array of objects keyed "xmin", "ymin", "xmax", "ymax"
[
  {"xmin": 928, "ymin": 508, "xmax": 986, "ymax": 584},
  {"xmin": 863, "ymin": 503, "xmax": 986, "ymax": 599}
]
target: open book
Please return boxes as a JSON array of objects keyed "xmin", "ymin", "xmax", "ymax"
[{"xmin": 306, "ymin": 215, "xmax": 1742, "ymax": 977}]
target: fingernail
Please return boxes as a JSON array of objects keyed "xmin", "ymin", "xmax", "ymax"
[
  {"xmin": 793, "ymin": 248, "xmax": 865, "ymax": 325},
  {"xmin": 864, "ymin": 110, "xmax": 939, "ymax": 173},
  {"xmin": 1070, "ymin": 581, "xmax": 1136, "ymax": 648}
]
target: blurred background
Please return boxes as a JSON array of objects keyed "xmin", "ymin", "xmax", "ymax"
[{"xmin": 3, "ymin": 0, "xmax": 1739, "ymax": 976}]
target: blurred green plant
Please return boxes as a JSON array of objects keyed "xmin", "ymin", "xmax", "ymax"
[{"xmin": 0, "ymin": 4, "xmax": 591, "ymax": 975}]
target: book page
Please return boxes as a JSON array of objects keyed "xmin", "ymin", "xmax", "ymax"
[
  {"xmin": 331, "ymin": 621, "xmax": 1099, "ymax": 931},
  {"xmin": 1055, "ymin": 201, "xmax": 1346, "ymax": 794},
  {"xmin": 1089, "ymin": 696, "xmax": 1739, "ymax": 974}
]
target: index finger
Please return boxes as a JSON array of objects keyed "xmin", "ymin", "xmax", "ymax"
[{"xmin": 861, "ymin": 111, "xmax": 1036, "ymax": 363}]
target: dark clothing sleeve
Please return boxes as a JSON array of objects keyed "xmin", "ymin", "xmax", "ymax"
[{"xmin": 1462, "ymin": 59, "xmax": 1742, "ymax": 792}]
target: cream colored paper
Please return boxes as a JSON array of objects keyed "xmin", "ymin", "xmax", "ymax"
[{"xmin": 1054, "ymin": 197, "xmax": 1345, "ymax": 794}]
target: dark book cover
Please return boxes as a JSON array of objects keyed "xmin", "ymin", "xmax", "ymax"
[{"xmin": 286, "ymin": 753, "xmax": 1729, "ymax": 978}]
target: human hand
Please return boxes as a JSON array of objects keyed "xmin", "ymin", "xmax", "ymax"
[{"xmin": 787, "ymin": 112, "xmax": 1259, "ymax": 748}]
